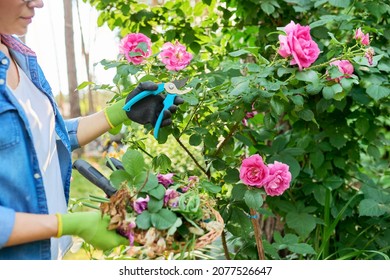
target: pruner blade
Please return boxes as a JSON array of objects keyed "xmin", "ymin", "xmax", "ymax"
[
  {"xmin": 164, "ymin": 82, "xmax": 192, "ymax": 95},
  {"xmin": 165, "ymin": 77, "xmax": 191, "ymax": 95}
]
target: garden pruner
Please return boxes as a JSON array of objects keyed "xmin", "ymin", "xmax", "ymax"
[{"xmin": 122, "ymin": 78, "xmax": 191, "ymax": 139}]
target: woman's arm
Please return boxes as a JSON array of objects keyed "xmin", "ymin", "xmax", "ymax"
[
  {"xmin": 4, "ymin": 213, "xmax": 58, "ymax": 247},
  {"xmin": 76, "ymin": 110, "xmax": 112, "ymax": 147}
]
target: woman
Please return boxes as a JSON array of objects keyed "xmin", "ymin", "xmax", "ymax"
[{"xmin": 0, "ymin": 0, "xmax": 182, "ymax": 260}]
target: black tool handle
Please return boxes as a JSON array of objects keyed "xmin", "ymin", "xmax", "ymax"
[
  {"xmin": 72, "ymin": 159, "xmax": 117, "ymax": 197},
  {"xmin": 106, "ymin": 157, "xmax": 124, "ymax": 171}
]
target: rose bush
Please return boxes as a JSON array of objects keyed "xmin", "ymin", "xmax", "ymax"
[{"xmin": 83, "ymin": 0, "xmax": 390, "ymax": 260}]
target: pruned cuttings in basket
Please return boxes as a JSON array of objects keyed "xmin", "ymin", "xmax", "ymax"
[{"xmin": 95, "ymin": 149, "xmax": 224, "ymax": 258}]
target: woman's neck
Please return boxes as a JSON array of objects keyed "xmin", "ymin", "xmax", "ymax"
[
  {"xmin": 0, "ymin": 36, "xmax": 10, "ymax": 56},
  {"xmin": 0, "ymin": 37, "xmax": 20, "ymax": 90}
]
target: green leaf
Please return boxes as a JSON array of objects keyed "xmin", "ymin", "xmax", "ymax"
[
  {"xmin": 148, "ymin": 184, "xmax": 166, "ymax": 200},
  {"xmin": 271, "ymin": 135, "xmax": 288, "ymax": 153},
  {"xmin": 273, "ymin": 231, "xmax": 284, "ymax": 244},
  {"xmin": 201, "ymin": 181, "xmax": 222, "ymax": 193},
  {"xmin": 329, "ymin": 0, "xmax": 351, "ymax": 8},
  {"xmin": 246, "ymin": 63, "xmax": 261, "ymax": 73},
  {"xmin": 277, "ymin": 67, "xmax": 296, "ymax": 77},
  {"xmin": 313, "ymin": 186, "xmax": 329, "ymax": 206},
  {"xmin": 310, "ymin": 18, "xmax": 332, "ymax": 29},
  {"xmin": 136, "ymin": 210, "xmax": 152, "ymax": 230},
  {"xmin": 261, "ymin": 2, "xmax": 275, "ymax": 15},
  {"xmin": 152, "ymin": 154, "xmax": 172, "ymax": 172},
  {"xmin": 137, "ymin": 42, "xmax": 148, "ymax": 53},
  {"xmin": 295, "ymin": 70, "xmax": 319, "ymax": 84},
  {"xmin": 323, "ymin": 84, "xmax": 343, "ymax": 100},
  {"xmin": 212, "ymin": 158, "xmax": 226, "ymax": 170},
  {"xmin": 109, "ymin": 170, "xmax": 132, "ymax": 190},
  {"xmin": 333, "ymin": 157, "xmax": 345, "ymax": 169},
  {"xmin": 328, "ymin": 66, "xmax": 343, "ymax": 79},
  {"xmin": 122, "ymin": 149, "xmax": 145, "ymax": 177},
  {"xmin": 270, "ymin": 97, "xmax": 284, "ymax": 116},
  {"xmin": 129, "ymin": 51, "xmax": 143, "ymax": 57},
  {"xmin": 361, "ymin": 185, "xmax": 390, "ymax": 203},
  {"xmin": 366, "ymin": 85, "xmax": 390, "ymax": 101},
  {"xmin": 151, "ymin": 209, "xmax": 178, "ymax": 230},
  {"xmin": 77, "ymin": 81, "xmax": 94, "ymax": 90},
  {"xmin": 329, "ymin": 134, "xmax": 347, "ymax": 149},
  {"xmin": 282, "ymin": 233, "xmax": 299, "ymax": 245},
  {"xmin": 148, "ymin": 197, "xmax": 164, "ymax": 213},
  {"xmin": 298, "ymin": 109, "xmax": 315, "ymax": 122},
  {"xmin": 134, "ymin": 172, "xmax": 159, "ymax": 192},
  {"xmin": 355, "ymin": 117, "xmax": 369, "ymax": 135},
  {"xmin": 286, "ymin": 212, "xmax": 316, "ymax": 238},
  {"xmin": 264, "ymin": 113, "xmax": 276, "ymax": 129},
  {"xmin": 288, "ymin": 243, "xmax": 316, "ymax": 255},
  {"xmin": 230, "ymin": 80, "xmax": 250, "ymax": 96},
  {"xmin": 367, "ymin": 145, "xmax": 381, "ymax": 159},
  {"xmin": 359, "ymin": 199, "xmax": 388, "ymax": 217},
  {"xmin": 229, "ymin": 49, "xmax": 250, "ymax": 57},
  {"xmin": 189, "ymin": 42, "xmax": 201, "ymax": 54},
  {"xmin": 226, "ymin": 206, "xmax": 253, "ymax": 238},
  {"xmin": 231, "ymin": 184, "xmax": 247, "ymax": 201},
  {"xmin": 378, "ymin": 60, "xmax": 390, "ymax": 72},
  {"xmin": 324, "ymin": 176, "xmax": 343, "ymax": 190},
  {"xmin": 189, "ymin": 133, "xmax": 202, "ymax": 146},
  {"xmin": 340, "ymin": 77, "xmax": 357, "ymax": 91},
  {"xmin": 310, "ymin": 150, "xmax": 324, "ymax": 169},
  {"xmin": 290, "ymin": 95, "xmax": 304, "ymax": 106},
  {"xmin": 224, "ymin": 168, "xmax": 240, "ymax": 184},
  {"xmin": 244, "ymin": 189, "xmax": 264, "ymax": 211}
]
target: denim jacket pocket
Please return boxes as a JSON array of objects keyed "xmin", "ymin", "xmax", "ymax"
[{"xmin": 0, "ymin": 105, "xmax": 21, "ymax": 150}]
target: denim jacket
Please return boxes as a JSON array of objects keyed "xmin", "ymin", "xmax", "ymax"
[{"xmin": 0, "ymin": 35, "xmax": 80, "ymax": 260}]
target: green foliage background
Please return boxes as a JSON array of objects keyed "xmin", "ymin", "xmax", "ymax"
[{"xmin": 82, "ymin": 0, "xmax": 390, "ymax": 260}]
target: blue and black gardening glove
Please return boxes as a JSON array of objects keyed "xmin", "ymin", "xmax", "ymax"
[{"xmin": 104, "ymin": 81, "xmax": 184, "ymax": 128}]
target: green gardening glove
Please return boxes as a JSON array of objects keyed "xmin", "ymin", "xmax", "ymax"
[
  {"xmin": 104, "ymin": 81, "xmax": 184, "ymax": 128},
  {"xmin": 56, "ymin": 212, "xmax": 128, "ymax": 251}
]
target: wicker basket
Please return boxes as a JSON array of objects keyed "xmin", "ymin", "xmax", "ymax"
[{"xmin": 133, "ymin": 207, "xmax": 224, "ymax": 255}]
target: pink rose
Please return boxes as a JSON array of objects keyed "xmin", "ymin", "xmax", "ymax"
[
  {"xmin": 132, "ymin": 196, "xmax": 149, "ymax": 214},
  {"xmin": 355, "ymin": 28, "xmax": 370, "ymax": 46},
  {"xmin": 264, "ymin": 161, "xmax": 292, "ymax": 196},
  {"xmin": 157, "ymin": 173, "xmax": 175, "ymax": 188},
  {"xmin": 328, "ymin": 60, "xmax": 354, "ymax": 82},
  {"xmin": 164, "ymin": 189, "xmax": 180, "ymax": 208},
  {"xmin": 239, "ymin": 154, "xmax": 269, "ymax": 187},
  {"xmin": 158, "ymin": 41, "xmax": 193, "ymax": 71},
  {"xmin": 119, "ymin": 33, "xmax": 152, "ymax": 64},
  {"xmin": 278, "ymin": 21, "xmax": 320, "ymax": 71}
]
